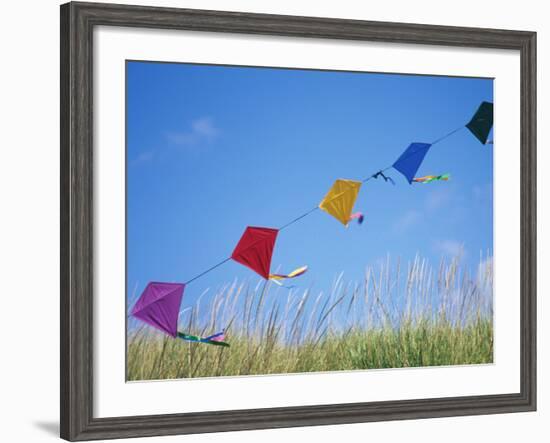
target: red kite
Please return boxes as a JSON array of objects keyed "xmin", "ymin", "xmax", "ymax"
[{"xmin": 231, "ymin": 226, "xmax": 278, "ymax": 279}]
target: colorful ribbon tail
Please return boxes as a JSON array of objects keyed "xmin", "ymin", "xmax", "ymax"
[
  {"xmin": 412, "ymin": 176, "xmax": 430, "ymax": 183},
  {"xmin": 269, "ymin": 278, "xmax": 296, "ymax": 290},
  {"xmin": 204, "ymin": 331, "xmax": 226, "ymax": 341},
  {"xmin": 413, "ymin": 174, "xmax": 450, "ymax": 183},
  {"xmin": 178, "ymin": 332, "xmax": 201, "ymax": 342},
  {"xmin": 178, "ymin": 331, "xmax": 230, "ymax": 347},
  {"xmin": 269, "ymin": 265, "xmax": 308, "ymax": 281},
  {"xmin": 349, "ymin": 212, "xmax": 364, "ymax": 224},
  {"xmin": 200, "ymin": 338, "xmax": 230, "ymax": 347}
]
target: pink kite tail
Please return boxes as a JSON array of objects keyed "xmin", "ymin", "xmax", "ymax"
[{"xmin": 349, "ymin": 212, "xmax": 365, "ymax": 224}]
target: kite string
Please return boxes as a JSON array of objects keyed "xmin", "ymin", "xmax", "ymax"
[
  {"xmin": 279, "ymin": 206, "xmax": 319, "ymax": 231},
  {"xmin": 185, "ymin": 257, "xmax": 232, "ymax": 285},
  {"xmin": 431, "ymin": 125, "xmax": 464, "ymax": 146},
  {"xmin": 279, "ymin": 165, "xmax": 396, "ymax": 232},
  {"xmin": 278, "ymin": 124, "xmax": 467, "ymax": 232},
  {"xmin": 363, "ymin": 165, "xmax": 394, "ymax": 183},
  {"xmin": 183, "ymin": 123, "xmax": 467, "ymax": 283},
  {"xmin": 363, "ymin": 125, "xmax": 464, "ymax": 185}
]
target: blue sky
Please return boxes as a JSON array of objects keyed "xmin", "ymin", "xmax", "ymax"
[{"xmin": 126, "ymin": 61, "xmax": 493, "ymax": 313}]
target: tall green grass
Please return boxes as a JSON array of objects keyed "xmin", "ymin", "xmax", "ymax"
[{"xmin": 127, "ymin": 254, "xmax": 493, "ymax": 380}]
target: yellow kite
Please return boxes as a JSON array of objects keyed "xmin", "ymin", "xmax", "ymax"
[{"xmin": 318, "ymin": 179, "xmax": 362, "ymax": 226}]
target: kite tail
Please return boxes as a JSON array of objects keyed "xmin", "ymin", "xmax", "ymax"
[
  {"xmin": 412, "ymin": 176, "xmax": 433, "ymax": 183},
  {"xmin": 178, "ymin": 331, "xmax": 230, "ymax": 347},
  {"xmin": 269, "ymin": 265, "xmax": 308, "ymax": 282},
  {"xmin": 204, "ymin": 330, "xmax": 226, "ymax": 342},
  {"xmin": 413, "ymin": 174, "xmax": 450, "ymax": 183},
  {"xmin": 200, "ymin": 339, "xmax": 230, "ymax": 347},
  {"xmin": 372, "ymin": 170, "xmax": 395, "ymax": 185},
  {"xmin": 349, "ymin": 212, "xmax": 365, "ymax": 224}
]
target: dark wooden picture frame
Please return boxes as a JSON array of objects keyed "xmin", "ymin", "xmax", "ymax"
[{"xmin": 60, "ymin": 2, "xmax": 536, "ymax": 441}]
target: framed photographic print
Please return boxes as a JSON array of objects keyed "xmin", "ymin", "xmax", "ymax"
[{"xmin": 60, "ymin": 1, "xmax": 536, "ymax": 441}]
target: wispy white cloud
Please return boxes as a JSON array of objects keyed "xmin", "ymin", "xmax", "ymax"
[
  {"xmin": 434, "ymin": 239, "xmax": 466, "ymax": 258},
  {"xmin": 131, "ymin": 117, "xmax": 220, "ymax": 165},
  {"xmin": 393, "ymin": 210, "xmax": 421, "ymax": 233},
  {"xmin": 393, "ymin": 187, "xmax": 453, "ymax": 234},
  {"xmin": 191, "ymin": 117, "xmax": 219, "ymax": 138},
  {"xmin": 166, "ymin": 117, "xmax": 219, "ymax": 146},
  {"xmin": 424, "ymin": 187, "xmax": 452, "ymax": 211}
]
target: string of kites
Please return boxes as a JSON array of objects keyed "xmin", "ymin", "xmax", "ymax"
[{"xmin": 131, "ymin": 101, "xmax": 494, "ymax": 348}]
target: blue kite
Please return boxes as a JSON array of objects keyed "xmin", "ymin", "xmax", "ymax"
[{"xmin": 392, "ymin": 142, "xmax": 432, "ymax": 184}]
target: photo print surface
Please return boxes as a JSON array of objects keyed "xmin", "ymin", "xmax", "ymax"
[{"xmin": 126, "ymin": 61, "xmax": 494, "ymax": 381}]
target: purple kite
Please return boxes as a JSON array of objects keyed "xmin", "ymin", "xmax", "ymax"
[{"xmin": 131, "ymin": 282, "xmax": 185, "ymax": 337}]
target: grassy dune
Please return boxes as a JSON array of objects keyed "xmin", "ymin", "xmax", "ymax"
[{"xmin": 127, "ymin": 255, "xmax": 493, "ymax": 380}]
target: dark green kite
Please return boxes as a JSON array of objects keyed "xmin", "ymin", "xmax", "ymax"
[{"xmin": 466, "ymin": 101, "xmax": 493, "ymax": 145}]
